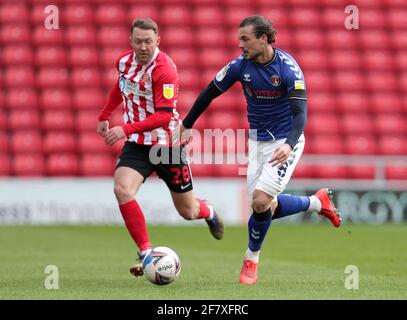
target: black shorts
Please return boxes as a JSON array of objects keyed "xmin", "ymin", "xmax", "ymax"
[{"xmin": 116, "ymin": 142, "xmax": 193, "ymax": 193}]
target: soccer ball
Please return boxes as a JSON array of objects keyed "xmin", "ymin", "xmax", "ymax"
[{"xmin": 142, "ymin": 246, "xmax": 181, "ymax": 285}]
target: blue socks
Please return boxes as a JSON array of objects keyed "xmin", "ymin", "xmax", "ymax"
[
  {"xmin": 248, "ymin": 208, "xmax": 272, "ymax": 252},
  {"xmin": 273, "ymin": 194, "xmax": 310, "ymax": 220}
]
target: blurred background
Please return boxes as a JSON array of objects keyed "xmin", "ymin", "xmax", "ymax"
[{"xmin": 0, "ymin": 0, "xmax": 406, "ymax": 225}]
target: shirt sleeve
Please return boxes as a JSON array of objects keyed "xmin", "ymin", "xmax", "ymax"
[
  {"xmin": 152, "ymin": 63, "xmax": 178, "ymax": 110},
  {"xmin": 213, "ymin": 58, "xmax": 241, "ymax": 92},
  {"xmin": 280, "ymin": 52, "xmax": 307, "ymax": 97}
]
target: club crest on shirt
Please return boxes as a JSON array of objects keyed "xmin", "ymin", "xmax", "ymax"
[
  {"xmin": 270, "ymin": 75, "xmax": 281, "ymax": 86},
  {"xmin": 163, "ymin": 84, "xmax": 174, "ymax": 99}
]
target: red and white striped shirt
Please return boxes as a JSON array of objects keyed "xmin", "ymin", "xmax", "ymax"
[{"xmin": 100, "ymin": 48, "xmax": 180, "ymax": 145}]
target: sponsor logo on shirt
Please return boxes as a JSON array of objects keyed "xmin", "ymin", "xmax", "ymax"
[
  {"xmin": 294, "ymin": 80, "xmax": 305, "ymax": 90},
  {"xmin": 243, "ymin": 74, "xmax": 251, "ymax": 82},
  {"xmin": 215, "ymin": 63, "xmax": 230, "ymax": 82},
  {"xmin": 163, "ymin": 84, "xmax": 174, "ymax": 99}
]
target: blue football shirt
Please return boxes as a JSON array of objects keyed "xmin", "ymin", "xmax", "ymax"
[{"xmin": 213, "ymin": 47, "xmax": 306, "ymax": 141}]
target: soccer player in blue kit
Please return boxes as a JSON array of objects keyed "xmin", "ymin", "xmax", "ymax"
[{"xmin": 173, "ymin": 16, "xmax": 341, "ymax": 284}]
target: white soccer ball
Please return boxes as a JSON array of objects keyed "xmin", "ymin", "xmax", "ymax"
[{"xmin": 142, "ymin": 246, "xmax": 181, "ymax": 285}]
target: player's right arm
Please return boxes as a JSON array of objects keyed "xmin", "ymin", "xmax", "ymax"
[{"xmin": 173, "ymin": 59, "xmax": 240, "ymax": 144}]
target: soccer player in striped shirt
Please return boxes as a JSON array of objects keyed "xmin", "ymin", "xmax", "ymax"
[
  {"xmin": 97, "ymin": 19, "xmax": 224, "ymax": 277},
  {"xmin": 173, "ymin": 16, "xmax": 341, "ymax": 284}
]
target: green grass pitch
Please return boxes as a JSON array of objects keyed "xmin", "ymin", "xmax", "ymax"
[{"xmin": 0, "ymin": 224, "xmax": 406, "ymax": 299}]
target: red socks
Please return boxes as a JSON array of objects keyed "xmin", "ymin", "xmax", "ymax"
[
  {"xmin": 196, "ymin": 199, "xmax": 211, "ymax": 220},
  {"xmin": 119, "ymin": 200, "xmax": 151, "ymax": 251}
]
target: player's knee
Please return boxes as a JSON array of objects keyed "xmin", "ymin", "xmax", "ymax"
[
  {"xmin": 252, "ymin": 192, "xmax": 273, "ymax": 213},
  {"xmin": 114, "ymin": 182, "xmax": 135, "ymax": 203}
]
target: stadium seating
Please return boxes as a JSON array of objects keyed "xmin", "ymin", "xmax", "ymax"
[{"xmin": 0, "ymin": 0, "xmax": 405, "ymax": 179}]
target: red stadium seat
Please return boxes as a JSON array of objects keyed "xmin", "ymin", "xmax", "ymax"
[
  {"xmin": 72, "ymin": 89, "xmax": 105, "ymax": 110},
  {"xmin": 305, "ymin": 71, "xmax": 333, "ymax": 91},
  {"xmin": 46, "ymin": 153, "xmax": 79, "ymax": 176},
  {"xmin": 127, "ymin": 5, "xmax": 159, "ymax": 22},
  {"xmin": 305, "ymin": 113, "xmax": 340, "ymax": 135},
  {"xmin": 68, "ymin": 46, "xmax": 99, "ymax": 67},
  {"xmin": 101, "ymin": 68, "xmax": 119, "ymax": 89},
  {"xmin": 306, "ymin": 92, "xmax": 337, "ymax": 114},
  {"xmin": 290, "ymin": 8, "xmax": 321, "ymax": 28},
  {"xmin": 359, "ymin": 9, "xmax": 386, "ymax": 28},
  {"xmin": 0, "ymin": 24, "xmax": 30, "ymax": 44},
  {"xmin": 43, "ymin": 132, "xmax": 76, "ymax": 153},
  {"xmin": 390, "ymin": 31, "xmax": 407, "ymax": 50},
  {"xmin": 177, "ymin": 89, "xmax": 200, "ymax": 113},
  {"xmin": 8, "ymin": 110, "xmax": 40, "ymax": 131},
  {"xmin": 195, "ymin": 27, "xmax": 226, "ymax": 48},
  {"xmin": 199, "ymin": 48, "xmax": 230, "ymax": 68},
  {"xmin": 321, "ymin": 8, "xmax": 348, "ymax": 28},
  {"xmin": 258, "ymin": 7, "xmax": 289, "ymax": 28},
  {"xmin": 2, "ymin": 45, "xmax": 33, "ymax": 65},
  {"xmin": 387, "ymin": 9, "xmax": 407, "ymax": 29},
  {"xmin": 336, "ymin": 92, "xmax": 369, "ymax": 113},
  {"xmin": 166, "ymin": 48, "xmax": 197, "ymax": 68},
  {"xmin": 396, "ymin": 51, "xmax": 407, "ymax": 70},
  {"xmin": 100, "ymin": 47, "xmax": 128, "ymax": 67},
  {"xmin": 66, "ymin": 26, "xmax": 97, "ymax": 45},
  {"xmin": 313, "ymin": 164, "xmax": 349, "ymax": 179},
  {"xmin": 292, "ymin": 29, "xmax": 326, "ymax": 48},
  {"xmin": 0, "ymin": 3, "xmax": 29, "ymax": 23},
  {"xmin": 42, "ymin": 110, "xmax": 75, "ymax": 131},
  {"xmin": 71, "ymin": 68, "xmax": 101, "ymax": 88},
  {"xmin": 211, "ymin": 91, "xmax": 243, "ymax": 111},
  {"xmin": 76, "ymin": 111, "xmax": 98, "ymax": 132},
  {"xmin": 0, "ymin": 132, "xmax": 9, "ymax": 153},
  {"xmin": 208, "ymin": 110, "xmax": 241, "ymax": 131},
  {"xmin": 214, "ymin": 163, "xmax": 246, "ymax": 178},
  {"xmin": 370, "ymin": 93, "xmax": 403, "ymax": 113},
  {"xmin": 4, "ymin": 67, "xmax": 35, "ymax": 88},
  {"xmin": 37, "ymin": 68, "xmax": 69, "ymax": 88},
  {"xmin": 192, "ymin": 6, "xmax": 223, "ymax": 26},
  {"xmin": 95, "ymin": 4, "xmax": 127, "ymax": 25},
  {"xmin": 35, "ymin": 46, "xmax": 67, "ymax": 66},
  {"xmin": 374, "ymin": 114, "xmax": 407, "ymax": 135},
  {"xmin": 359, "ymin": 31, "xmax": 390, "ymax": 49},
  {"xmin": 0, "ymin": 154, "xmax": 11, "ymax": 175},
  {"xmin": 80, "ymin": 153, "xmax": 114, "ymax": 176},
  {"xmin": 31, "ymin": 4, "xmax": 60, "ymax": 24},
  {"xmin": 6, "ymin": 89, "xmax": 38, "ymax": 110},
  {"xmin": 386, "ymin": 164, "xmax": 407, "ymax": 180},
  {"xmin": 344, "ymin": 135, "xmax": 377, "ymax": 155},
  {"xmin": 272, "ymin": 29, "xmax": 292, "ymax": 51},
  {"xmin": 40, "ymin": 89, "xmax": 72, "ymax": 110},
  {"xmin": 292, "ymin": 163, "xmax": 314, "ymax": 179},
  {"xmin": 32, "ymin": 27, "xmax": 64, "ymax": 45},
  {"xmin": 13, "ymin": 154, "xmax": 45, "ymax": 176},
  {"xmin": 63, "ymin": 4, "xmax": 94, "ymax": 24},
  {"xmin": 348, "ymin": 165, "xmax": 376, "ymax": 180},
  {"xmin": 161, "ymin": 27, "xmax": 194, "ymax": 47},
  {"xmin": 308, "ymin": 135, "xmax": 344, "ymax": 154},
  {"xmin": 366, "ymin": 72, "xmax": 397, "ymax": 92},
  {"xmin": 78, "ymin": 132, "xmax": 109, "ymax": 153},
  {"xmin": 178, "ymin": 69, "xmax": 201, "ymax": 90},
  {"xmin": 341, "ymin": 113, "xmax": 374, "ymax": 135},
  {"xmin": 97, "ymin": 26, "xmax": 129, "ymax": 47},
  {"xmin": 200, "ymin": 68, "xmax": 219, "ymax": 88},
  {"xmin": 334, "ymin": 72, "xmax": 364, "ymax": 91},
  {"xmin": 378, "ymin": 136, "xmax": 407, "ymax": 155},
  {"xmin": 330, "ymin": 51, "xmax": 361, "ymax": 70},
  {"xmin": 326, "ymin": 30, "xmax": 358, "ymax": 49},
  {"xmin": 364, "ymin": 51, "xmax": 395, "ymax": 70},
  {"xmin": 10, "ymin": 131, "xmax": 43, "ymax": 153},
  {"xmin": 297, "ymin": 50, "xmax": 329, "ymax": 70},
  {"xmin": 160, "ymin": 6, "xmax": 192, "ymax": 26},
  {"xmin": 224, "ymin": 7, "xmax": 257, "ymax": 26}
]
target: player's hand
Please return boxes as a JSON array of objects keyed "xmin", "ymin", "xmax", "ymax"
[
  {"xmin": 171, "ymin": 122, "xmax": 192, "ymax": 146},
  {"xmin": 270, "ymin": 143, "xmax": 292, "ymax": 167},
  {"xmin": 104, "ymin": 126, "xmax": 126, "ymax": 146},
  {"xmin": 97, "ymin": 120, "xmax": 109, "ymax": 138}
]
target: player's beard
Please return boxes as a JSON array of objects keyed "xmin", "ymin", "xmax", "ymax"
[{"xmin": 244, "ymin": 50, "xmax": 261, "ymax": 61}]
